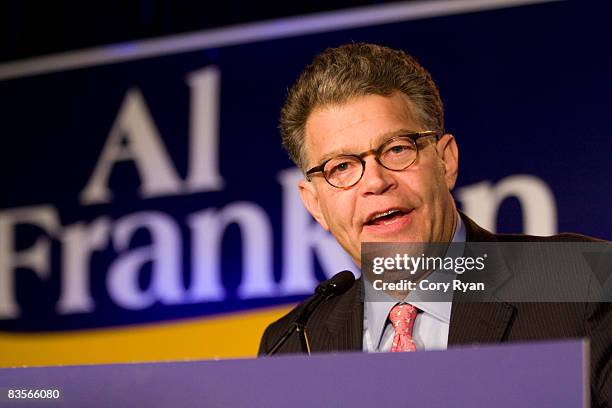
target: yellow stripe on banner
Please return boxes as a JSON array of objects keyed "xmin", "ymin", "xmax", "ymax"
[{"xmin": 0, "ymin": 304, "xmax": 295, "ymax": 368}]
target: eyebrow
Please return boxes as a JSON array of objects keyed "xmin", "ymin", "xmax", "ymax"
[{"xmin": 315, "ymin": 128, "xmax": 420, "ymax": 164}]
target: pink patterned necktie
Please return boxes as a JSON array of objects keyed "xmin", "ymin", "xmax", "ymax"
[{"xmin": 389, "ymin": 303, "xmax": 418, "ymax": 352}]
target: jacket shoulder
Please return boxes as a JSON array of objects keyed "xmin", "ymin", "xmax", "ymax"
[
  {"xmin": 460, "ymin": 211, "xmax": 608, "ymax": 243},
  {"xmin": 493, "ymin": 232, "xmax": 607, "ymax": 243}
]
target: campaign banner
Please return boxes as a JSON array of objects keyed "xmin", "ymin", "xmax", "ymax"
[{"xmin": 0, "ymin": 0, "xmax": 610, "ymax": 366}]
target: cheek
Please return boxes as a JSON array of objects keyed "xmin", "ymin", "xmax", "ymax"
[
  {"xmin": 420, "ymin": 163, "xmax": 448, "ymax": 200},
  {"xmin": 321, "ymin": 191, "xmax": 357, "ymax": 233}
]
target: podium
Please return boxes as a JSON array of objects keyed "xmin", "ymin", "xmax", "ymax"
[{"xmin": 0, "ymin": 340, "xmax": 588, "ymax": 407}]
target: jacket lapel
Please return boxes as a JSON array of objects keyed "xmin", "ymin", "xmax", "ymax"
[
  {"xmin": 448, "ymin": 302, "xmax": 515, "ymax": 344},
  {"xmin": 449, "ymin": 213, "xmax": 516, "ymax": 345}
]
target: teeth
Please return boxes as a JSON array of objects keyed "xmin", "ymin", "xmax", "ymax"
[{"xmin": 371, "ymin": 209, "xmax": 400, "ymax": 221}]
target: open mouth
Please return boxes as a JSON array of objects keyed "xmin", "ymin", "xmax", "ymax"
[{"xmin": 365, "ymin": 209, "xmax": 411, "ymax": 226}]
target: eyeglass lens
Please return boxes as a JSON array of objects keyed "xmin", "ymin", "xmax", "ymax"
[{"xmin": 323, "ymin": 137, "xmax": 418, "ymax": 188}]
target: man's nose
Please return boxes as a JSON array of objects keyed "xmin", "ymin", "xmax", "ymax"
[{"xmin": 360, "ymin": 156, "xmax": 395, "ymax": 195}]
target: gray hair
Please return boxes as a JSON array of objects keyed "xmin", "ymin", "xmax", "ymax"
[{"xmin": 279, "ymin": 43, "xmax": 444, "ymax": 171}]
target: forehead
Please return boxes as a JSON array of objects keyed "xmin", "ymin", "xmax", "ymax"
[{"xmin": 304, "ymin": 93, "xmax": 422, "ymax": 165}]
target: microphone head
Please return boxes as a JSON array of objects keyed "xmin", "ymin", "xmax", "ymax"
[{"xmin": 316, "ymin": 271, "xmax": 355, "ymax": 298}]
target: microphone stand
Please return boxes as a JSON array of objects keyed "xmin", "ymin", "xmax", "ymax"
[
  {"xmin": 265, "ymin": 294, "xmax": 325, "ymax": 356},
  {"xmin": 264, "ymin": 270, "xmax": 354, "ymax": 356}
]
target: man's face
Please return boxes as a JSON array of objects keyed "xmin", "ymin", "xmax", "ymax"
[{"xmin": 299, "ymin": 92, "xmax": 459, "ymax": 265}]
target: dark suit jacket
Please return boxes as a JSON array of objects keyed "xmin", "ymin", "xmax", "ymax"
[{"xmin": 259, "ymin": 214, "xmax": 612, "ymax": 407}]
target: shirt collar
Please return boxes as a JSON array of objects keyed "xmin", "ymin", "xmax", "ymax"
[{"xmin": 363, "ymin": 212, "xmax": 465, "ymax": 348}]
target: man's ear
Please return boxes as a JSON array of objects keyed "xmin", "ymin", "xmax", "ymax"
[
  {"xmin": 436, "ymin": 133, "xmax": 459, "ymax": 190},
  {"xmin": 298, "ymin": 179, "xmax": 330, "ymax": 231}
]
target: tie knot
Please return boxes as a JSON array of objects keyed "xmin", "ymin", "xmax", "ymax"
[{"xmin": 389, "ymin": 303, "xmax": 418, "ymax": 335}]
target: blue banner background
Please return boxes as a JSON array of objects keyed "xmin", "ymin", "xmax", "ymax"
[{"xmin": 0, "ymin": 0, "xmax": 610, "ymax": 337}]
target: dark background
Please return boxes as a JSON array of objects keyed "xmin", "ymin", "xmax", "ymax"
[{"xmin": 1, "ymin": 0, "xmax": 400, "ymax": 62}]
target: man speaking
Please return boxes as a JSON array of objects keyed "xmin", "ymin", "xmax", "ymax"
[{"xmin": 258, "ymin": 43, "xmax": 611, "ymax": 406}]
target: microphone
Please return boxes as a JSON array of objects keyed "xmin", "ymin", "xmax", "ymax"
[
  {"xmin": 295, "ymin": 270, "xmax": 355, "ymax": 326},
  {"xmin": 265, "ymin": 271, "xmax": 355, "ymax": 356},
  {"xmin": 315, "ymin": 270, "xmax": 355, "ymax": 299}
]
